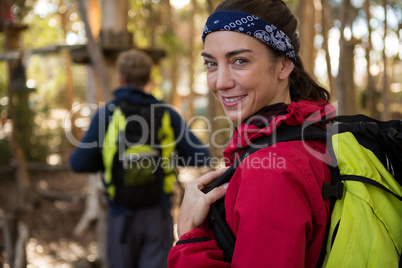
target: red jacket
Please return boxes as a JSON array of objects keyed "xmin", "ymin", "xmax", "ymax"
[{"xmin": 168, "ymin": 100, "xmax": 336, "ymax": 268}]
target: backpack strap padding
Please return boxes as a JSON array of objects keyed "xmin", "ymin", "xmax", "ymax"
[
  {"xmin": 157, "ymin": 110, "xmax": 177, "ymax": 194},
  {"xmin": 102, "ymin": 108, "xmax": 126, "ymax": 199}
]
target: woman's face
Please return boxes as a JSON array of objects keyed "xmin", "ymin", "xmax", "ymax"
[{"xmin": 202, "ymin": 31, "xmax": 293, "ymax": 122}]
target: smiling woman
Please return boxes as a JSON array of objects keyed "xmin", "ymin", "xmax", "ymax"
[{"xmin": 168, "ymin": 0, "xmax": 336, "ymax": 267}]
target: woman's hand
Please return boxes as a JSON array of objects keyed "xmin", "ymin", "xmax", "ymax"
[{"xmin": 177, "ymin": 168, "xmax": 229, "ymax": 238}]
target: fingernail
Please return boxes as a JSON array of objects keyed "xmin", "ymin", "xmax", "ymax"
[{"xmin": 222, "ymin": 183, "xmax": 229, "ymax": 190}]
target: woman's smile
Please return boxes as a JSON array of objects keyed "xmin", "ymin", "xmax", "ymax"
[{"xmin": 221, "ymin": 95, "xmax": 248, "ymax": 106}]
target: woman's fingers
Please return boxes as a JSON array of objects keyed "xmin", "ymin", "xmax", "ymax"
[
  {"xmin": 189, "ymin": 182, "xmax": 229, "ymax": 233},
  {"xmin": 204, "ymin": 183, "xmax": 229, "ymax": 205},
  {"xmin": 177, "ymin": 168, "xmax": 230, "ymax": 237},
  {"xmin": 193, "ymin": 167, "xmax": 229, "ymax": 191}
]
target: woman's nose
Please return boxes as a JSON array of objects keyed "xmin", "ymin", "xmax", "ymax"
[{"xmin": 216, "ymin": 66, "xmax": 235, "ymax": 91}]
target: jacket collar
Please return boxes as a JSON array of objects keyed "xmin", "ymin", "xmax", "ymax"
[
  {"xmin": 113, "ymin": 86, "xmax": 161, "ymax": 105},
  {"xmin": 223, "ymin": 100, "xmax": 336, "ymax": 162}
]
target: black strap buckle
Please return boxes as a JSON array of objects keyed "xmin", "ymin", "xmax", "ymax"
[{"xmin": 322, "ymin": 182, "xmax": 343, "ymax": 200}]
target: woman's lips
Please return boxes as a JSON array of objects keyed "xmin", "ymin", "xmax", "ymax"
[{"xmin": 221, "ymin": 95, "xmax": 247, "ymax": 107}]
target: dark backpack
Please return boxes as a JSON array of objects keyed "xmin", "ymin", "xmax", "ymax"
[
  {"xmin": 208, "ymin": 115, "xmax": 402, "ymax": 266},
  {"xmin": 102, "ymin": 100, "xmax": 176, "ymax": 209}
]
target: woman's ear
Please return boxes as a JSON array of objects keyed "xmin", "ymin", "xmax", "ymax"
[{"xmin": 278, "ymin": 58, "xmax": 294, "ymax": 80}]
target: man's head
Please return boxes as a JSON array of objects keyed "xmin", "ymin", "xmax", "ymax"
[{"xmin": 116, "ymin": 49, "xmax": 153, "ymax": 88}]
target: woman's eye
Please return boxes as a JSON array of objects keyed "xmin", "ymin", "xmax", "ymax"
[
  {"xmin": 203, "ymin": 61, "xmax": 217, "ymax": 68},
  {"xmin": 234, "ymin": 58, "xmax": 248, "ymax": 65}
]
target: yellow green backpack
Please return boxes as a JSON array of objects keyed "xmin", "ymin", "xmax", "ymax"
[
  {"xmin": 208, "ymin": 115, "xmax": 402, "ymax": 267},
  {"xmin": 102, "ymin": 100, "xmax": 176, "ymax": 209},
  {"xmin": 318, "ymin": 116, "xmax": 402, "ymax": 267}
]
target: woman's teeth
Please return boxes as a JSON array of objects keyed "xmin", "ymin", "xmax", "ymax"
[{"xmin": 224, "ymin": 95, "xmax": 246, "ymax": 103}]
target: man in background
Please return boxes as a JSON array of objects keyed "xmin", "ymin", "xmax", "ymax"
[{"xmin": 70, "ymin": 49, "xmax": 210, "ymax": 268}]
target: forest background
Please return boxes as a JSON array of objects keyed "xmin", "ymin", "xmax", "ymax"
[{"xmin": 0, "ymin": 0, "xmax": 400, "ymax": 267}]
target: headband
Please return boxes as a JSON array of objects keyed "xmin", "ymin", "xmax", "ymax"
[{"xmin": 202, "ymin": 10, "xmax": 297, "ymax": 64}]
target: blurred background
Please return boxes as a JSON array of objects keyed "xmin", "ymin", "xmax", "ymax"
[{"xmin": 0, "ymin": 0, "xmax": 400, "ymax": 267}]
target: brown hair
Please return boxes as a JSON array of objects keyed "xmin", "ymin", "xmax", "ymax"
[
  {"xmin": 116, "ymin": 49, "xmax": 153, "ymax": 88},
  {"xmin": 215, "ymin": 0, "xmax": 330, "ymax": 102}
]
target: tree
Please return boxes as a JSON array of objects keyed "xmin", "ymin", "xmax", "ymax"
[
  {"xmin": 298, "ymin": 0, "xmax": 317, "ymax": 74},
  {"xmin": 187, "ymin": 0, "xmax": 197, "ymax": 119},
  {"xmin": 364, "ymin": 0, "xmax": 376, "ymax": 117},
  {"xmin": 320, "ymin": 0, "xmax": 336, "ymax": 97},
  {"xmin": 77, "ymin": 0, "xmax": 110, "ymax": 101},
  {"xmin": 160, "ymin": 0, "xmax": 181, "ymax": 108},
  {"xmin": 381, "ymin": 0, "xmax": 389, "ymax": 120},
  {"xmin": 1, "ymin": 1, "xmax": 33, "ymax": 266},
  {"xmin": 336, "ymin": 0, "xmax": 358, "ymax": 115}
]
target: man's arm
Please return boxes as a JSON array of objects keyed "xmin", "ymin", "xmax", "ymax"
[{"xmin": 70, "ymin": 108, "xmax": 107, "ymax": 172}]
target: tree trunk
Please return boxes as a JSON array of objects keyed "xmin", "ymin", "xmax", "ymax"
[
  {"xmin": 336, "ymin": 0, "xmax": 357, "ymax": 115},
  {"xmin": 4, "ymin": 13, "xmax": 36, "ymax": 213},
  {"xmin": 85, "ymin": 0, "xmax": 106, "ymax": 102},
  {"xmin": 160, "ymin": 0, "xmax": 181, "ymax": 107},
  {"xmin": 187, "ymin": 0, "xmax": 197, "ymax": 120},
  {"xmin": 77, "ymin": 0, "xmax": 111, "ymax": 101},
  {"xmin": 60, "ymin": 8, "xmax": 80, "ymax": 139},
  {"xmin": 364, "ymin": 0, "xmax": 377, "ymax": 118},
  {"xmin": 321, "ymin": 0, "xmax": 336, "ymax": 99},
  {"xmin": 2, "ymin": 214, "xmax": 29, "ymax": 268},
  {"xmin": 381, "ymin": 0, "xmax": 389, "ymax": 120},
  {"xmin": 298, "ymin": 0, "xmax": 316, "ymax": 74},
  {"xmin": 171, "ymin": 59, "xmax": 181, "ymax": 108},
  {"xmin": 2, "ymin": 3, "xmax": 31, "ymax": 266},
  {"xmin": 100, "ymin": 0, "xmax": 132, "ymax": 90}
]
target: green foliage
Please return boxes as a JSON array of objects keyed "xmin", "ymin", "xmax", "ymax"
[
  {"xmin": 0, "ymin": 62, "xmax": 10, "ymax": 166},
  {"xmin": 22, "ymin": 14, "xmax": 65, "ymax": 48},
  {"xmin": 26, "ymin": 54, "xmax": 68, "ymax": 110},
  {"xmin": 0, "ymin": 62, "xmax": 8, "ymax": 98},
  {"xmin": 128, "ymin": 0, "xmax": 186, "ymax": 54},
  {"xmin": 14, "ymin": 90, "xmax": 49, "ymax": 162}
]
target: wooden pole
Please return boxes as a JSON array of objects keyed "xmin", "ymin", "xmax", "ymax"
[{"xmin": 76, "ymin": 0, "xmax": 111, "ymax": 101}]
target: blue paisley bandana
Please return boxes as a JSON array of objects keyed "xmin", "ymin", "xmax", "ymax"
[{"xmin": 202, "ymin": 10, "xmax": 297, "ymax": 64}]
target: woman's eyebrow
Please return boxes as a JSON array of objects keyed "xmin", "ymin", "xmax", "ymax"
[
  {"xmin": 201, "ymin": 52, "xmax": 214, "ymax": 58},
  {"xmin": 225, "ymin": 49, "xmax": 252, "ymax": 58},
  {"xmin": 201, "ymin": 49, "xmax": 253, "ymax": 59}
]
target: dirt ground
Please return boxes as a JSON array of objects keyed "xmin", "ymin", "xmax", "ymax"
[
  {"xmin": 0, "ymin": 165, "xmax": 205, "ymax": 268},
  {"xmin": 0, "ymin": 167, "xmax": 97, "ymax": 267}
]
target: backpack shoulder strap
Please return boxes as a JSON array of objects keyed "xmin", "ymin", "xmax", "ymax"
[
  {"xmin": 209, "ymin": 124, "xmax": 325, "ymax": 190},
  {"xmin": 208, "ymin": 124, "xmax": 325, "ymax": 263}
]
